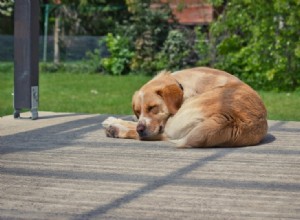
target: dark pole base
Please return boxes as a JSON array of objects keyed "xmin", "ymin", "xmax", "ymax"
[
  {"xmin": 13, "ymin": 109, "xmax": 38, "ymax": 120},
  {"xmin": 13, "ymin": 110, "xmax": 21, "ymax": 119}
]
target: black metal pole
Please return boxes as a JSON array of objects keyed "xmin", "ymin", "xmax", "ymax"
[{"xmin": 14, "ymin": 0, "xmax": 39, "ymax": 119}]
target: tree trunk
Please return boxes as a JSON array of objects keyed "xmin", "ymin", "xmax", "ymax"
[{"xmin": 54, "ymin": 13, "xmax": 60, "ymax": 64}]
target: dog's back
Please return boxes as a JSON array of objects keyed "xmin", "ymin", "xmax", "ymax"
[
  {"xmin": 165, "ymin": 67, "xmax": 268, "ymax": 147},
  {"xmin": 172, "ymin": 67, "xmax": 242, "ymax": 100}
]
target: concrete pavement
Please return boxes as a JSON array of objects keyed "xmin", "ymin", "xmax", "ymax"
[{"xmin": 1, "ymin": 111, "xmax": 300, "ymax": 219}]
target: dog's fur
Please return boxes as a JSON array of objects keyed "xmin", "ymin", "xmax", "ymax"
[{"xmin": 102, "ymin": 67, "xmax": 268, "ymax": 147}]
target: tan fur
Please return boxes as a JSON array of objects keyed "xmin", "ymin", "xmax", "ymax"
[{"xmin": 102, "ymin": 67, "xmax": 268, "ymax": 147}]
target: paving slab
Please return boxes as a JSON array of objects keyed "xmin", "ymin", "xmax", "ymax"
[{"xmin": 0, "ymin": 111, "xmax": 300, "ymax": 219}]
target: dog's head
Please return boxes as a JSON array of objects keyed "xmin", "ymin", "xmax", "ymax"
[{"xmin": 132, "ymin": 71, "xmax": 183, "ymax": 139}]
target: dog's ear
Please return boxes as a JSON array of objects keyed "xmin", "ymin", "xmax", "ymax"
[
  {"xmin": 157, "ymin": 84, "xmax": 183, "ymax": 115},
  {"xmin": 132, "ymin": 91, "xmax": 140, "ymax": 119}
]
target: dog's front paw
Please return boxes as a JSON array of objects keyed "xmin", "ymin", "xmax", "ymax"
[
  {"xmin": 102, "ymin": 116, "xmax": 118, "ymax": 128},
  {"xmin": 102, "ymin": 117, "xmax": 129, "ymax": 139},
  {"xmin": 105, "ymin": 125, "xmax": 120, "ymax": 138},
  {"xmin": 102, "ymin": 117, "xmax": 121, "ymax": 138},
  {"xmin": 102, "ymin": 116, "xmax": 138, "ymax": 139}
]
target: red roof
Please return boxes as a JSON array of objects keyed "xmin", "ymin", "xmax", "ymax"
[{"xmin": 153, "ymin": 0, "xmax": 214, "ymax": 25}]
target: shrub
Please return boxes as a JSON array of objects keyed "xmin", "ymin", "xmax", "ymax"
[
  {"xmin": 154, "ymin": 29, "xmax": 194, "ymax": 71},
  {"xmin": 101, "ymin": 33, "xmax": 134, "ymax": 75},
  {"xmin": 120, "ymin": 0, "xmax": 175, "ymax": 74},
  {"xmin": 39, "ymin": 62, "xmax": 98, "ymax": 74},
  {"xmin": 195, "ymin": 27, "xmax": 210, "ymax": 66},
  {"xmin": 87, "ymin": 33, "xmax": 134, "ymax": 75},
  {"xmin": 208, "ymin": 0, "xmax": 300, "ymax": 91}
]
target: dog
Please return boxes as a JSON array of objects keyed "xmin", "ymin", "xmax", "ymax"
[{"xmin": 102, "ymin": 67, "xmax": 268, "ymax": 147}]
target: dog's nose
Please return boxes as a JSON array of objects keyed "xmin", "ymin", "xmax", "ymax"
[{"xmin": 136, "ymin": 123, "xmax": 146, "ymax": 137}]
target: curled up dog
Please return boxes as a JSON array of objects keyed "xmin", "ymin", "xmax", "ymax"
[{"xmin": 102, "ymin": 67, "xmax": 268, "ymax": 148}]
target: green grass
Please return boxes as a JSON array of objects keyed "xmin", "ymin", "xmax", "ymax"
[
  {"xmin": 259, "ymin": 91, "xmax": 300, "ymax": 121},
  {"xmin": 0, "ymin": 71, "xmax": 151, "ymax": 116},
  {"xmin": 39, "ymin": 73, "xmax": 151, "ymax": 115},
  {"xmin": 1, "ymin": 67, "xmax": 300, "ymax": 121}
]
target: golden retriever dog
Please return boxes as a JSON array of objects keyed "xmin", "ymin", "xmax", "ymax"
[{"xmin": 102, "ymin": 67, "xmax": 268, "ymax": 147}]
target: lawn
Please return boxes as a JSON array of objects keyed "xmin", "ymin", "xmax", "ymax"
[
  {"xmin": 1, "ymin": 67, "xmax": 300, "ymax": 121},
  {"xmin": 0, "ymin": 71, "xmax": 150, "ymax": 116}
]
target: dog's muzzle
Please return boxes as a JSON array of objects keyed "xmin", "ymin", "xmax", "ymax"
[{"xmin": 136, "ymin": 123, "xmax": 147, "ymax": 137}]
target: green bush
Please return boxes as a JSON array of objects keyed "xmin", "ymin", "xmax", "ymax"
[
  {"xmin": 154, "ymin": 29, "xmax": 193, "ymax": 71},
  {"xmin": 208, "ymin": 0, "xmax": 300, "ymax": 91},
  {"xmin": 99, "ymin": 33, "xmax": 134, "ymax": 75},
  {"xmin": 120, "ymin": 1, "xmax": 175, "ymax": 74},
  {"xmin": 195, "ymin": 27, "xmax": 210, "ymax": 66},
  {"xmin": 39, "ymin": 62, "xmax": 97, "ymax": 74},
  {"xmin": 86, "ymin": 1, "xmax": 176, "ymax": 75}
]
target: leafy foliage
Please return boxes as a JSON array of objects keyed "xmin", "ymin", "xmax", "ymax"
[
  {"xmin": 99, "ymin": 33, "xmax": 134, "ymax": 75},
  {"xmin": 195, "ymin": 27, "xmax": 210, "ymax": 66},
  {"xmin": 155, "ymin": 29, "xmax": 195, "ymax": 71},
  {"xmin": 209, "ymin": 0, "xmax": 300, "ymax": 91},
  {"xmin": 122, "ymin": 0, "xmax": 175, "ymax": 74},
  {"xmin": 46, "ymin": 0, "xmax": 129, "ymax": 36},
  {"xmin": 0, "ymin": 0, "xmax": 13, "ymax": 16},
  {"xmin": 40, "ymin": 61, "xmax": 98, "ymax": 74},
  {"xmin": 87, "ymin": 0, "xmax": 179, "ymax": 75}
]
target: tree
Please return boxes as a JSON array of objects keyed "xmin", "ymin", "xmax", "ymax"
[
  {"xmin": 57, "ymin": 0, "xmax": 129, "ymax": 36},
  {"xmin": 208, "ymin": 0, "xmax": 300, "ymax": 91},
  {"xmin": 0, "ymin": 0, "xmax": 13, "ymax": 16},
  {"xmin": 122, "ymin": 0, "xmax": 176, "ymax": 73},
  {"xmin": 0, "ymin": 0, "xmax": 14, "ymax": 34},
  {"xmin": 43, "ymin": 0, "xmax": 128, "ymax": 63}
]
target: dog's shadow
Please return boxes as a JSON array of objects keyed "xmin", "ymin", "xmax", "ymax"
[
  {"xmin": 259, "ymin": 133, "xmax": 276, "ymax": 145},
  {"xmin": 176, "ymin": 133, "xmax": 276, "ymax": 150}
]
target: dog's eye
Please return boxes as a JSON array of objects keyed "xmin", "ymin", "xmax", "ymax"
[{"xmin": 148, "ymin": 105, "xmax": 159, "ymax": 114}]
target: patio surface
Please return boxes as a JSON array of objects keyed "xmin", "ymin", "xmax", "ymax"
[{"xmin": 0, "ymin": 111, "xmax": 300, "ymax": 219}]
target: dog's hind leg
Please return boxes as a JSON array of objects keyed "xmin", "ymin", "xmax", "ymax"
[
  {"xmin": 102, "ymin": 117, "xmax": 139, "ymax": 139},
  {"xmin": 171, "ymin": 118, "xmax": 234, "ymax": 148}
]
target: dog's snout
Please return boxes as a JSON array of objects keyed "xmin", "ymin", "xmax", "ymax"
[{"xmin": 136, "ymin": 123, "xmax": 146, "ymax": 137}]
